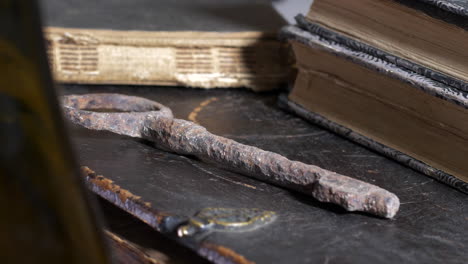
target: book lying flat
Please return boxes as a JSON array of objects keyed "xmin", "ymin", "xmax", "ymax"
[
  {"xmin": 302, "ymin": 0, "xmax": 468, "ymax": 92},
  {"xmin": 280, "ymin": 25, "xmax": 468, "ymax": 193},
  {"xmin": 67, "ymin": 84, "xmax": 468, "ymax": 264},
  {"xmin": 41, "ymin": 0, "xmax": 289, "ymax": 91}
]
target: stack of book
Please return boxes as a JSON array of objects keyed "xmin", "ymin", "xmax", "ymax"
[{"xmin": 280, "ymin": 0, "xmax": 468, "ymax": 193}]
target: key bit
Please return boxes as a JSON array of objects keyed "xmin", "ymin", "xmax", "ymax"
[{"xmin": 62, "ymin": 93, "xmax": 400, "ymax": 218}]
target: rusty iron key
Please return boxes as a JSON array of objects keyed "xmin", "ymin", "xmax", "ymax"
[{"xmin": 62, "ymin": 93, "xmax": 400, "ymax": 218}]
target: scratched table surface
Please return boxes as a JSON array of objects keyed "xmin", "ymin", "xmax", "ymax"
[{"xmin": 63, "ymin": 85, "xmax": 468, "ymax": 264}]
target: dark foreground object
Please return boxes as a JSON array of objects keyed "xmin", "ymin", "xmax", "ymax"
[{"xmin": 65, "ymin": 85, "xmax": 467, "ymax": 264}]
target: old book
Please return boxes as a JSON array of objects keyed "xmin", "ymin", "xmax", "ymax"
[
  {"xmin": 41, "ymin": 0, "xmax": 289, "ymax": 91},
  {"xmin": 280, "ymin": 25, "xmax": 468, "ymax": 193},
  {"xmin": 68, "ymin": 84, "xmax": 468, "ymax": 263},
  {"xmin": 302, "ymin": 0, "xmax": 468, "ymax": 92}
]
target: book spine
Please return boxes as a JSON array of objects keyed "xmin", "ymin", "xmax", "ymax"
[
  {"xmin": 278, "ymin": 94, "xmax": 468, "ymax": 194},
  {"xmin": 294, "ymin": 15, "xmax": 468, "ymax": 92},
  {"xmin": 45, "ymin": 28, "xmax": 288, "ymax": 91}
]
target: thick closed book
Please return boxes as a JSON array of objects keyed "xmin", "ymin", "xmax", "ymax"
[
  {"xmin": 301, "ymin": 0, "xmax": 468, "ymax": 92},
  {"xmin": 41, "ymin": 0, "xmax": 289, "ymax": 90},
  {"xmin": 280, "ymin": 25, "xmax": 468, "ymax": 193}
]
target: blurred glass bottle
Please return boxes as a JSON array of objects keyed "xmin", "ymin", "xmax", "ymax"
[{"xmin": 0, "ymin": 1, "xmax": 110, "ymax": 263}]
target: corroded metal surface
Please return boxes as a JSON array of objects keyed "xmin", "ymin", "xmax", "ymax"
[
  {"xmin": 81, "ymin": 166, "xmax": 170, "ymax": 229},
  {"xmin": 105, "ymin": 231, "xmax": 161, "ymax": 264},
  {"xmin": 177, "ymin": 208, "xmax": 277, "ymax": 237},
  {"xmin": 198, "ymin": 243, "xmax": 255, "ymax": 264},
  {"xmin": 63, "ymin": 93, "xmax": 400, "ymax": 218},
  {"xmin": 62, "ymin": 94, "xmax": 173, "ymax": 138}
]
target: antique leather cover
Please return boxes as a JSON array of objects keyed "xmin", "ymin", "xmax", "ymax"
[
  {"xmin": 42, "ymin": 0, "xmax": 285, "ymax": 32},
  {"xmin": 64, "ymin": 85, "xmax": 467, "ymax": 264}
]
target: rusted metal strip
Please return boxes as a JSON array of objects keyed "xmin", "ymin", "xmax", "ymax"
[
  {"xmin": 81, "ymin": 166, "xmax": 169, "ymax": 230},
  {"xmin": 198, "ymin": 243, "xmax": 255, "ymax": 264},
  {"xmin": 106, "ymin": 231, "xmax": 162, "ymax": 264},
  {"xmin": 65, "ymin": 94, "xmax": 399, "ymax": 218}
]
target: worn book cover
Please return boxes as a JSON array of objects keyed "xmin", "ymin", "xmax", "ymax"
[
  {"xmin": 41, "ymin": 0, "xmax": 289, "ymax": 90},
  {"xmin": 65, "ymin": 84, "xmax": 468, "ymax": 264},
  {"xmin": 280, "ymin": 25, "xmax": 468, "ymax": 193},
  {"xmin": 301, "ymin": 0, "xmax": 468, "ymax": 91},
  {"xmin": 417, "ymin": 0, "xmax": 468, "ymax": 15}
]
